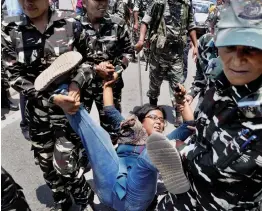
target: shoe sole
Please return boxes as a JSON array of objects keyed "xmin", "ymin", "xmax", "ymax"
[
  {"xmin": 34, "ymin": 51, "xmax": 83, "ymax": 91},
  {"xmin": 147, "ymin": 132, "xmax": 190, "ymax": 195}
]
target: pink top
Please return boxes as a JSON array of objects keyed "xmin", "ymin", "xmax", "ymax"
[{"xmin": 76, "ymin": 0, "xmax": 83, "ymax": 8}]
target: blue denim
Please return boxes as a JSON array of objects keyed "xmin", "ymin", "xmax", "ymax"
[
  {"xmin": 167, "ymin": 121, "xmax": 195, "ymax": 141},
  {"xmin": 55, "ymin": 84, "xmax": 158, "ymax": 211},
  {"xmin": 75, "ymin": 7, "xmax": 83, "ymax": 15}
]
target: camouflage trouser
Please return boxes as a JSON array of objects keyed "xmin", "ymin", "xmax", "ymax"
[
  {"xmin": 147, "ymin": 41, "xmax": 185, "ymax": 103},
  {"xmin": 82, "ymin": 76, "xmax": 123, "ymax": 136},
  {"xmin": 25, "ymin": 101, "xmax": 94, "ymax": 206},
  {"xmin": 183, "ymin": 37, "xmax": 191, "ymax": 83},
  {"xmin": 30, "ymin": 130, "xmax": 94, "ymax": 206},
  {"xmin": 1, "ymin": 59, "xmax": 10, "ymax": 91},
  {"xmin": 1, "ymin": 167, "xmax": 31, "ymax": 211}
]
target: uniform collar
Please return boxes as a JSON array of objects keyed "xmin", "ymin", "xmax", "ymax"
[
  {"xmin": 206, "ymin": 37, "xmax": 215, "ymax": 48},
  {"xmin": 80, "ymin": 13, "xmax": 112, "ymax": 28},
  {"xmin": 215, "ymin": 72, "xmax": 262, "ymax": 103}
]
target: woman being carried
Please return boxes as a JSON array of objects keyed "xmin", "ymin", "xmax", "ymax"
[{"xmin": 34, "ymin": 61, "xmax": 195, "ymax": 211}]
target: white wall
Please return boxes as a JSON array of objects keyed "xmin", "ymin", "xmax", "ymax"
[{"xmin": 59, "ymin": 0, "xmax": 74, "ymax": 10}]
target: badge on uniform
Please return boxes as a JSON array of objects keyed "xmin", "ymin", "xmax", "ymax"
[
  {"xmin": 238, "ymin": 0, "xmax": 262, "ymax": 20},
  {"xmin": 238, "ymin": 91, "xmax": 262, "ymax": 118}
]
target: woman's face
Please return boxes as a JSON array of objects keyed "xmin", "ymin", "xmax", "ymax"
[
  {"xmin": 142, "ymin": 110, "xmax": 165, "ymax": 136},
  {"xmin": 85, "ymin": 0, "xmax": 108, "ymax": 19},
  {"xmin": 218, "ymin": 46, "xmax": 262, "ymax": 85},
  {"xmin": 19, "ymin": 0, "xmax": 49, "ymax": 19}
]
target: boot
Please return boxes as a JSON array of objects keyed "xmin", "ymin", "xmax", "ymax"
[
  {"xmin": 20, "ymin": 121, "xmax": 30, "ymax": 141},
  {"xmin": 80, "ymin": 204, "xmax": 94, "ymax": 211},
  {"xmin": 1, "ymin": 89, "xmax": 19, "ymax": 111},
  {"xmin": 1, "ymin": 115, "xmax": 6, "ymax": 120},
  {"xmin": 34, "ymin": 51, "xmax": 83, "ymax": 92},
  {"xmin": 50, "ymin": 197, "xmax": 72, "ymax": 211},
  {"xmin": 149, "ymin": 97, "xmax": 158, "ymax": 106}
]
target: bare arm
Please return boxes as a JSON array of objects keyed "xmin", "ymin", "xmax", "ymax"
[
  {"xmin": 180, "ymin": 101, "xmax": 194, "ymax": 121},
  {"xmin": 103, "ymin": 83, "xmax": 114, "ymax": 107},
  {"xmin": 189, "ymin": 30, "xmax": 197, "ymax": 49},
  {"xmin": 134, "ymin": 11, "xmax": 139, "ymax": 27},
  {"xmin": 103, "ymin": 82, "xmax": 125, "ymax": 130},
  {"xmin": 138, "ymin": 23, "xmax": 147, "ymax": 42},
  {"xmin": 175, "ymin": 84, "xmax": 194, "ymax": 121}
]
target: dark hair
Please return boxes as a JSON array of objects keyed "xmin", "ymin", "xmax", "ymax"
[{"xmin": 131, "ymin": 104, "xmax": 166, "ymax": 123}]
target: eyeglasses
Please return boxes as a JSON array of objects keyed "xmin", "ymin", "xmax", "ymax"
[{"xmin": 145, "ymin": 114, "xmax": 166, "ymax": 124}]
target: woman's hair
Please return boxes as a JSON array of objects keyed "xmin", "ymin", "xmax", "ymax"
[{"xmin": 131, "ymin": 104, "xmax": 167, "ymax": 123}]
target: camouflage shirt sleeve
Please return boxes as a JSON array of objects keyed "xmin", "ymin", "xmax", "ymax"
[
  {"xmin": 141, "ymin": 0, "xmax": 155, "ymax": 25},
  {"xmin": 187, "ymin": 0, "xmax": 196, "ymax": 31},
  {"xmin": 188, "ymin": 35, "xmax": 208, "ymax": 98},
  {"xmin": 113, "ymin": 23, "xmax": 133, "ymax": 74},
  {"xmin": 71, "ymin": 20, "xmax": 94, "ymax": 88},
  {"xmin": 133, "ymin": 0, "xmax": 140, "ymax": 12},
  {"xmin": 116, "ymin": 0, "xmax": 126, "ymax": 18},
  {"xmin": 1, "ymin": 28, "xmax": 41, "ymax": 99}
]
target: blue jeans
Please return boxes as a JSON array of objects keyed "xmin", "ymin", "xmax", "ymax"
[
  {"xmin": 167, "ymin": 121, "xmax": 195, "ymax": 141},
  {"xmin": 56, "ymin": 85, "xmax": 158, "ymax": 211},
  {"xmin": 75, "ymin": 7, "xmax": 83, "ymax": 15}
]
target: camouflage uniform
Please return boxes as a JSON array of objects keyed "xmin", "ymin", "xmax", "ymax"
[
  {"xmin": 157, "ymin": 64, "xmax": 262, "ymax": 210},
  {"xmin": 134, "ymin": 0, "xmax": 151, "ymax": 19},
  {"xmin": 79, "ymin": 13, "xmax": 133, "ymax": 136},
  {"xmin": 142, "ymin": 0, "xmax": 196, "ymax": 103},
  {"xmin": 1, "ymin": 167, "xmax": 31, "ymax": 211},
  {"xmin": 108, "ymin": 0, "xmax": 125, "ymax": 17},
  {"xmin": 50, "ymin": 0, "xmax": 59, "ymax": 10},
  {"xmin": 206, "ymin": 5, "xmax": 221, "ymax": 33},
  {"xmin": 187, "ymin": 33, "xmax": 219, "ymax": 116},
  {"xmin": 133, "ymin": 0, "xmax": 151, "ymax": 45},
  {"xmin": 1, "ymin": 59, "xmax": 9, "ymax": 92},
  {"xmin": 1, "ymin": 9, "xmax": 94, "ymax": 208}
]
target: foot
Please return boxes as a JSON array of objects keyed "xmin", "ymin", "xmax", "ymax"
[
  {"xmin": 9, "ymin": 99, "xmax": 19, "ymax": 111},
  {"xmin": 149, "ymin": 98, "xmax": 158, "ymax": 106},
  {"xmin": 2, "ymin": 99, "xmax": 19, "ymax": 111},
  {"xmin": 21, "ymin": 126, "xmax": 30, "ymax": 141},
  {"xmin": 1, "ymin": 115, "xmax": 6, "ymax": 120},
  {"xmin": 50, "ymin": 198, "xmax": 73, "ymax": 211},
  {"xmin": 34, "ymin": 51, "xmax": 83, "ymax": 92},
  {"xmin": 146, "ymin": 132, "xmax": 190, "ymax": 195}
]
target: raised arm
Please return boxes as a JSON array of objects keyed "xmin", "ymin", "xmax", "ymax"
[{"xmin": 103, "ymin": 81, "xmax": 124, "ymax": 131}]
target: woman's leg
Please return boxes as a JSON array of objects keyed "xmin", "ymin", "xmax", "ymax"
[
  {"xmin": 56, "ymin": 85, "xmax": 119, "ymax": 206},
  {"xmin": 123, "ymin": 148, "xmax": 158, "ymax": 211}
]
